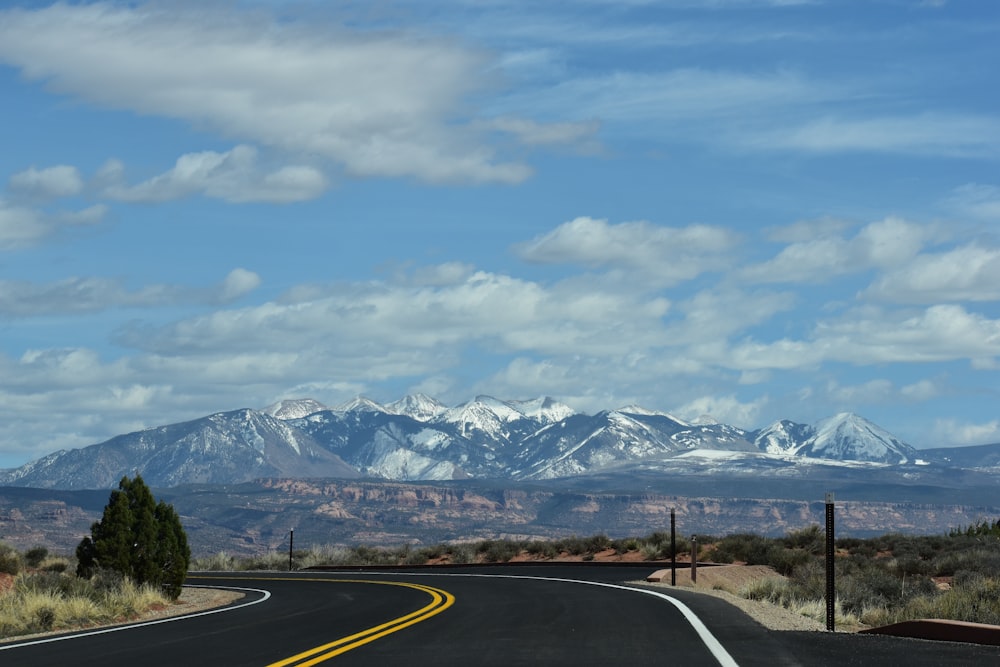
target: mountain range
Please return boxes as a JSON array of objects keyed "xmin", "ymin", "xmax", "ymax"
[{"xmin": 0, "ymin": 394, "xmax": 980, "ymax": 491}]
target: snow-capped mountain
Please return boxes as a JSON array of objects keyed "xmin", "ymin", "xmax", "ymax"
[
  {"xmin": 385, "ymin": 393, "xmax": 449, "ymax": 422},
  {"xmin": 1, "ymin": 409, "xmax": 357, "ymax": 489},
  {"xmin": 752, "ymin": 413, "xmax": 917, "ymax": 464},
  {"xmin": 262, "ymin": 398, "xmax": 328, "ymax": 420},
  {"xmin": 0, "ymin": 395, "xmax": 944, "ymax": 490}
]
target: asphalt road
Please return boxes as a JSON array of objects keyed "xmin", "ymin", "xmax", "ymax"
[{"xmin": 4, "ymin": 565, "xmax": 1000, "ymax": 666}]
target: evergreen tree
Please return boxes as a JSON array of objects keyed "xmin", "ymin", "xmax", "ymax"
[{"xmin": 76, "ymin": 475, "xmax": 190, "ymax": 599}]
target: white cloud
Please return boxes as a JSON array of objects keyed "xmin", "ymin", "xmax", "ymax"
[
  {"xmin": 0, "ymin": 269, "xmax": 261, "ymax": 316},
  {"xmin": 865, "ymin": 244, "xmax": 1000, "ymax": 303},
  {"xmin": 0, "ymin": 200, "xmax": 50, "ymax": 249},
  {"xmin": 482, "ymin": 117, "xmax": 601, "ymax": 148},
  {"xmin": 8, "ymin": 165, "xmax": 83, "ymax": 199},
  {"xmin": 520, "ymin": 67, "xmax": 834, "ymax": 127},
  {"xmin": 0, "ymin": 199, "xmax": 106, "ymax": 250},
  {"xmin": 0, "ymin": 4, "xmax": 538, "ymax": 185},
  {"xmin": 743, "ymin": 216, "xmax": 930, "ymax": 284},
  {"xmin": 673, "ymin": 394, "xmax": 769, "ymax": 428},
  {"xmin": 900, "ymin": 379, "xmax": 940, "ymax": 401},
  {"xmin": 99, "ymin": 146, "xmax": 327, "ymax": 203},
  {"xmin": 515, "ymin": 216, "xmax": 739, "ymax": 286},
  {"xmin": 748, "ymin": 113, "xmax": 1000, "ymax": 158},
  {"xmin": 930, "ymin": 419, "xmax": 1000, "ymax": 447},
  {"xmin": 823, "ymin": 378, "xmax": 893, "ymax": 404},
  {"xmin": 946, "ymin": 183, "xmax": 1000, "ymax": 221},
  {"xmin": 728, "ymin": 304, "xmax": 1000, "ymax": 370}
]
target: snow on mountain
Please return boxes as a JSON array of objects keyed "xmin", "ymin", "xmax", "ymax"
[
  {"xmin": 337, "ymin": 396, "xmax": 389, "ymax": 414},
  {"xmin": 507, "ymin": 397, "xmax": 577, "ymax": 423},
  {"xmin": 262, "ymin": 398, "xmax": 328, "ymax": 420},
  {"xmin": 794, "ymin": 413, "xmax": 918, "ymax": 464},
  {"xmin": 753, "ymin": 419, "xmax": 816, "ymax": 455},
  {"xmin": 1, "ymin": 409, "xmax": 358, "ymax": 489},
  {"xmin": 0, "ymin": 396, "xmax": 934, "ymax": 490},
  {"xmin": 385, "ymin": 394, "xmax": 449, "ymax": 422}
]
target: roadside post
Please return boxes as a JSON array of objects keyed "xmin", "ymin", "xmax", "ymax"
[
  {"xmin": 825, "ymin": 493, "xmax": 835, "ymax": 631},
  {"xmin": 671, "ymin": 509, "xmax": 677, "ymax": 586},
  {"xmin": 289, "ymin": 528, "xmax": 295, "ymax": 572},
  {"xmin": 690, "ymin": 534, "xmax": 698, "ymax": 584}
]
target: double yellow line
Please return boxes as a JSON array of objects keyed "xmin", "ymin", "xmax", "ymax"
[{"xmin": 192, "ymin": 576, "xmax": 454, "ymax": 666}]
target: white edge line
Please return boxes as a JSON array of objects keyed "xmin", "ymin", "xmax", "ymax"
[
  {"xmin": 0, "ymin": 585, "xmax": 271, "ymax": 651},
  {"xmin": 341, "ymin": 571, "xmax": 740, "ymax": 667}
]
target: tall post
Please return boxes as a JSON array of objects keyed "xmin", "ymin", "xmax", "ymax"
[
  {"xmin": 670, "ymin": 509, "xmax": 677, "ymax": 586},
  {"xmin": 825, "ymin": 493, "xmax": 835, "ymax": 632},
  {"xmin": 289, "ymin": 528, "xmax": 294, "ymax": 572},
  {"xmin": 690, "ymin": 535, "xmax": 698, "ymax": 585}
]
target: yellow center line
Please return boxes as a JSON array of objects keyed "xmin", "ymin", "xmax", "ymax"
[{"xmin": 188, "ymin": 576, "xmax": 455, "ymax": 666}]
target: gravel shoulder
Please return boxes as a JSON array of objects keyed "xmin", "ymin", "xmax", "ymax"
[{"xmin": 640, "ymin": 564, "xmax": 830, "ymax": 632}]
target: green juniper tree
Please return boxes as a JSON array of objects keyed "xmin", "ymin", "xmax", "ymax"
[{"xmin": 76, "ymin": 475, "xmax": 190, "ymax": 599}]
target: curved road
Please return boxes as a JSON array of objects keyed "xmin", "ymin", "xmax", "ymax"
[{"xmin": 4, "ymin": 565, "xmax": 1000, "ymax": 666}]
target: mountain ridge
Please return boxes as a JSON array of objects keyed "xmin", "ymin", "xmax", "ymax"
[{"xmin": 0, "ymin": 394, "xmax": 979, "ymax": 490}]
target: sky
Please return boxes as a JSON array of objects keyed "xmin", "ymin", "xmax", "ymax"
[{"xmin": 1, "ymin": 0, "xmax": 998, "ymax": 468}]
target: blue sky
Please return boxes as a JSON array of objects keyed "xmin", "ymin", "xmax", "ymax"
[{"xmin": 1, "ymin": 0, "xmax": 998, "ymax": 468}]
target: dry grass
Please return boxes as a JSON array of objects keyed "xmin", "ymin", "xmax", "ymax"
[{"xmin": 0, "ymin": 572, "xmax": 170, "ymax": 639}]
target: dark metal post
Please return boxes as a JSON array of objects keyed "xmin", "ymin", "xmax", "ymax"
[
  {"xmin": 289, "ymin": 528, "xmax": 294, "ymax": 572},
  {"xmin": 825, "ymin": 493, "xmax": 835, "ymax": 631},
  {"xmin": 690, "ymin": 535, "xmax": 698, "ymax": 584},
  {"xmin": 670, "ymin": 509, "xmax": 677, "ymax": 586}
]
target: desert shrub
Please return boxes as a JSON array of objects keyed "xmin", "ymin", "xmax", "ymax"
[
  {"xmin": 448, "ymin": 544, "xmax": 475, "ymax": 564},
  {"xmin": 400, "ymin": 547, "xmax": 429, "ymax": 566},
  {"xmin": 767, "ymin": 547, "xmax": 813, "ymax": 576},
  {"xmin": 479, "ymin": 540, "xmax": 520, "ymax": 563},
  {"xmin": 933, "ymin": 547, "xmax": 1000, "ymax": 578},
  {"xmin": 525, "ymin": 540, "xmax": 559, "ymax": 559},
  {"xmin": 0, "ymin": 543, "xmax": 22, "ymax": 575},
  {"xmin": 24, "ymin": 546, "xmax": 49, "ymax": 568},
  {"xmin": 191, "ymin": 551, "xmax": 238, "ymax": 571},
  {"xmin": 711, "ymin": 533, "xmax": 773, "ymax": 565},
  {"xmin": 557, "ymin": 536, "xmax": 588, "ymax": 556},
  {"xmin": 586, "ymin": 534, "xmax": 612, "ymax": 552},
  {"xmin": 40, "ymin": 558, "xmax": 69, "ymax": 573},
  {"xmin": 783, "ymin": 525, "xmax": 824, "ymax": 554},
  {"xmin": 620, "ymin": 537, "xmax": 641, "ymax": 552},
  {"xmin": 243, "ymin": 551, "xmax": 291, "ymax": 571}
]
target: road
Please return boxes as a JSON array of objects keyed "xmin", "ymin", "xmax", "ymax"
[{"xmin": 4, "ymin": 565, "xmax": 1000, "ymax": 666}]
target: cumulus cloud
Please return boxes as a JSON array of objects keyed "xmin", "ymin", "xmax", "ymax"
[
  {"xmin": 743, "ymin": 216, "xmax": 930, "ymax": 284},
  {"xmin": 0, "ymin": 269, "xmax": 261, "ymax": 316},
  {"xmin": 865, "ymin": 244, "xmax": 1000, "ymax": 303},
  {"xmin": 672, "ymin": 394, "xmax": 769, "ymax": 428},
  {"xmin": 930, "ymin": 419, "xmax": 1000, "ymax": 447},
  {"xmin": 728, "ymin": 304, "xmax": 1000, "ymax": 370},
  {"xmin": 0, "ymin": 3, "xmax": 542, "ymax": 185},
  {"xmin": 98, "ymin": 146, "xmax": 328, "ymax": 204},
  {"xmin": 515, "ymin": 216, "xmax": 739, "ymax": 286},
  {"xmin": 8, "ymin": 165, "xmax": 83, "ymax": 200},
  {"xmin": 0, "ymin": 199, "xmax": 106, "ymax": 250}
]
